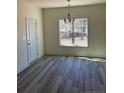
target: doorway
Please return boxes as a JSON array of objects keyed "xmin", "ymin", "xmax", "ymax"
[{"xmin": 25, "ymin": 18, "xmax": 38, "ymax": 64}]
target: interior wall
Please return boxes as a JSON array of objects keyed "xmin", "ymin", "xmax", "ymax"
[
  {"xmin": 43, "ymin": 4, "xmax": 106, "ymax": 58},
  {"xmin": 17, "ymin": 0, "xmax": 44, "ymax": 73}
]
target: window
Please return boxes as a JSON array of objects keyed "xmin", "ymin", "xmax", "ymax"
[{"xmin": 59, "ymin": 18, "xmax": 88, "ymax": 47}]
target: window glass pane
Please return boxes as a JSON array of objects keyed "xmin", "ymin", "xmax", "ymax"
[
  {"xmin": 74, "ymin": 18, "xmax": 88, "ymax": 47},
  {"xmin": 59, "ymin": 20, "xmax": 73, "ymax": 46}
]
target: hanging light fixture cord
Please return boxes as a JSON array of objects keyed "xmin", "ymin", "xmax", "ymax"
[{"xmin": 68, "ymin": 0, "xmax": 69, "ymax": 17}]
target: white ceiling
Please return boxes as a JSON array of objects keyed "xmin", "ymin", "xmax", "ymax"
[{"xmin": 26, "ymin": 0, "xmax": 106, "ymax": 8}]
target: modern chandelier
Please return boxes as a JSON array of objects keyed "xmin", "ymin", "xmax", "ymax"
[{"xmin": 64, "ymin": 0, "xmax": 74, "ymax": 23}]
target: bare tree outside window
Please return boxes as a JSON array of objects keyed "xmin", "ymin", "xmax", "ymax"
[{"xmin": 59, "ymin": 18, "xmax": 88, "ymax": 47}]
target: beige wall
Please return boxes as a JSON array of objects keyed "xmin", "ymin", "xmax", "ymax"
[
  {"xmin": 43, "ymin": 4, "xmax": 106, "ymax": 57},
  {"xmin": 17, "ymin": 0, "xmax": 44, "ymax": 73}
]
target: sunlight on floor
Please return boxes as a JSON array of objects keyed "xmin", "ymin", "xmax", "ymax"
[{"xmin": 77, "ymin": 57, "xmax": 106, "ymax": 62}]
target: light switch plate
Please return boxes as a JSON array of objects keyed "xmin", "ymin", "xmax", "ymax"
[{"xmin": 22, "ymin": 35, "xmax": 26, "ymax": 41}]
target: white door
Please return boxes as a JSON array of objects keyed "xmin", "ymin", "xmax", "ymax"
[{"xmin": 25, "ymin": 18, "xmax": 38, "ymax": 64}]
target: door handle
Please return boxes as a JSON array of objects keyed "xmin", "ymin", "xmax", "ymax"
[{"xmin": 27, "ymin": 42, "xmax": 30, "ymax": 45}]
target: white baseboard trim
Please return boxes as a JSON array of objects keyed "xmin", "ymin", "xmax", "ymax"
[{"xmin": 17, "ymin": 63, "xmax": 29, "ymax": 74}]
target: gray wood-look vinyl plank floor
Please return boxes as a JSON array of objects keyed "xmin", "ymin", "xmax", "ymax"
[{"xmin": 18, "ymin": 56, "xmax": 106, "ymax": 93}]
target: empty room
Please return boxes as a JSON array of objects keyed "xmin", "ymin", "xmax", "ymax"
[{"xmin": 17, "ymin": 0, "xmax": 106, "ymax": 93}]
